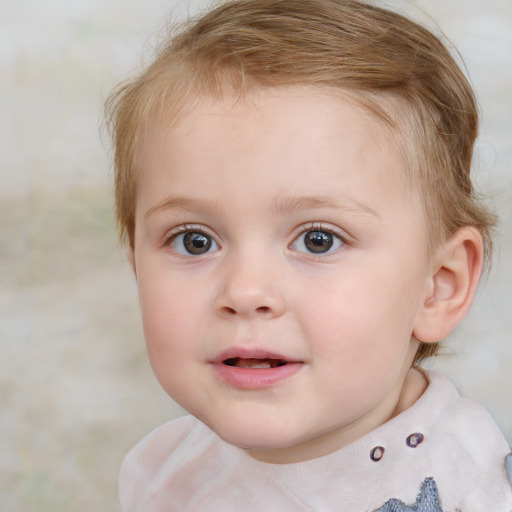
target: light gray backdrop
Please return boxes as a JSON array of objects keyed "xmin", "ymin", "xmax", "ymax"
[{"xmin": 0, "ymin": 1, "xmax": 510, "ymax": 510}]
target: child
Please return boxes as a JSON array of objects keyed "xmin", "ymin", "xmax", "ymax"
[{"xmin": 106, "ymin": 0, "xmax": 512, "ymax": 510}]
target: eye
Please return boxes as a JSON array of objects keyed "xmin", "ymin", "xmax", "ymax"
[
  {"xmin": 169, "ymin": 230, "xmax": 219, "ymax": 256},
  {"xmin": 291, "ymin": 228, "xmax": 344, "ymax": 255}
]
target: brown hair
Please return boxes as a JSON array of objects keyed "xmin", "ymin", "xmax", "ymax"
[{"xmin": 106, "ymin": 0, "xmax": 495, "ymax": 362}]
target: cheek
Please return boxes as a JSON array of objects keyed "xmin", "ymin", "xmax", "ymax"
[
  {"xmin": 140, "ymin": 293, "xmax": 200, "ymax": 399},
  {"xmin": 300, "ymin": 270, "xmax": 417, "ymax": 358},
  {"xmin": 138, "ymin": 273, "xmax": 204, "ymax": 364}
]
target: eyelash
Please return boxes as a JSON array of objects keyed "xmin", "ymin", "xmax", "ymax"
[
  {"xmin": 290, "ymin": 222, "xmax": 347, "ymax": 256},
  {"xmin": 163, "ymin": 224, "xmax": 220, "ymax": 255},
  {"xmin": 164, "ymin": 224, "xmax": 204, "ymax": 240},
  {"xmin": 162, "ymin": 222, "xmax": 347, "ymax": 257}
]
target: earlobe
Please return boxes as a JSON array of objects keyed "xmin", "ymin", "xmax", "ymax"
[
  {"xmin": 128, "ymin": 246, "xmax": 137, "ymax": 276},
  {"xmin": 413, "ymin": 227, "xmax": 484, "ymax": 343}
]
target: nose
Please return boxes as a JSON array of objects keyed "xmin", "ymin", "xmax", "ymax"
[{"xmin": 214, "ymin": 254, "xmax": 286, "ymax": 320}]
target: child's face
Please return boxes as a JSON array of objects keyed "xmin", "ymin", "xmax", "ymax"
[{"xmin": 132, "ymin": 87, "xmax": 434, "ymax": 463}]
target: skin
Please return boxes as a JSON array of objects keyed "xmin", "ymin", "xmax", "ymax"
[{"xmin": 130, "ymin": 87, "xmax": 449, "ymax": 464}]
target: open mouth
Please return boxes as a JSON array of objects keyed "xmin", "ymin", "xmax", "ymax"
[
  {"xmin": 223, "ymin": 357, "xmax": 288, "ymax": 369},
  {"xmin": 215, "ymin": 353, "xmax": 302, "ymax": 388}
]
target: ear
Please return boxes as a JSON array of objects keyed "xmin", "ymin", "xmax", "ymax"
[
  {"xmin": 413, "ymin": 227, "xmax": 484, "ymax": 343},
  {"xmin": 127, "ymin": 245, "xmax": 137, "ymax": 276}
]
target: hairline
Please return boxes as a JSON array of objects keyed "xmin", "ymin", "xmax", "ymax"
[{"xmin": 130, "ymin": 80, "xmax": 439, "ymax": 255}]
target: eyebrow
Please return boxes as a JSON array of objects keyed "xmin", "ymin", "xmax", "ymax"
[
  {"xmin": 271, "ymin": 195, "xmax": 381, "ymax": 219},
  {"xmin": 145, "ymin": 197, "xmax": 225, "ymax": 219},
  {"xmin": 144, "ymin": 194, "xmax": 380, "ymax": 220}
]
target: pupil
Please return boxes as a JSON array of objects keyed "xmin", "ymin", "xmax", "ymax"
[
  {"xmin": 305, "ymin": 231, "xmax": 333, "ymax": 253},
  {"xmin": 184, "ymin": 232, "xmax": 211, "ymax": 254}
]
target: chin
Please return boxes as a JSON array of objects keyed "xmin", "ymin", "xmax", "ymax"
[
  {"xmin": 210, "ymin": 419, "xmax": 298, "ymax": 451},
  {"xmin": 219, "ymin": 428, "xmax": 288, "ymax": 450}
]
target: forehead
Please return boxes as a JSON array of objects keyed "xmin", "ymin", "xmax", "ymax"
[
  {"xmin": 135, "ymin": 87, "xmax": 425, "ymax": 235},
  {"xmin": 140, "ymin": 86, "xmax": 401, "ymax": 172}
]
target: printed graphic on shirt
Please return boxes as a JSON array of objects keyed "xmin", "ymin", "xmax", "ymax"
[{"xmin": 373, "ymin": 477, "xmax": 443, "ymax": 512}]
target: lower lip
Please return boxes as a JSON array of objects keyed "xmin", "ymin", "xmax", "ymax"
[{"xmin": 212, "ymin": 362, "xmax": 303, "ymax": 389}]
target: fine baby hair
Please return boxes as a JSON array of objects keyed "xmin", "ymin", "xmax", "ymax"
[{"xmin": 106, "ymin": 1, "xmax": 512, "ymax": 511}]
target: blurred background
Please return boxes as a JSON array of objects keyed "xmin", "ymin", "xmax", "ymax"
[{"xmin": 0, "ymin": 0, "xmax": 510, "ymax": 510}]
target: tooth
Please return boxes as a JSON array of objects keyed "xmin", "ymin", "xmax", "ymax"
[
  {"xmin": 245, "ymin": 362, "xmax": 272, "ymax": 369},
  {"xmin": 223, "ymin": 357, "xmax": 288, "ymax": 369},
  {"xmin": 238, "ymin": 359, "xmax": 272, "ymax": 369}
]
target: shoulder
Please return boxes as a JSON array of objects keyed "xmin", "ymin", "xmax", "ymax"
[
  {"xmin": 417, "ymin": 370, "xmax": 512, "ymax": 510},
  {"xmin": 425, "ymin": 370, "xmax": 508, "ymax": 457},
  {"xmin": 119, "ymin": 415, "xmax": 213, "ymax": 511}
]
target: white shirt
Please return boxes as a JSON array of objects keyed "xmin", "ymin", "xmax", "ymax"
[{"xmin": 120, "ymin": 371, "xmax": 512, "ymax": 511}]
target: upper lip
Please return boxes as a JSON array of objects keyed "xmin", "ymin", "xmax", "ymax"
[{"xmin": 211, "ymin": 347, "xmax": 301, "ymax": 364}]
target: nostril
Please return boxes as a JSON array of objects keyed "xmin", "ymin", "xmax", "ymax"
[{"xmin": 219, "ymin": 305, "xmax": 272, "ymax": 316}]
